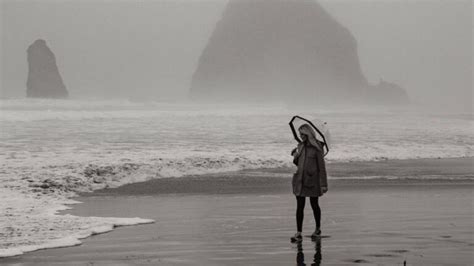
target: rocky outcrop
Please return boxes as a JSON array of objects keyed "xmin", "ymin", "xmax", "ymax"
[
  {"xmin": 368, "ymin": 80, "xmax": 410, "ymax": 104},
  {"xmin": 190, "ymin": 0, "xmax": 409, "ymax": 104},
  {"xmin": 26, "ymin": 39, "xmax": 68, "ymax": 98}
]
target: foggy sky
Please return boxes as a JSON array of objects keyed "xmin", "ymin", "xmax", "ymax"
[{"xmin": 1, "ymin": 0, "xmax": 472, "ymax": 112}]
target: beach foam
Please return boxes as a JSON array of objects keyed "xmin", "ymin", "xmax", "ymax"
[{"xmin": 0, "ymin": 185, "xmax": 153, "ymax": 258}]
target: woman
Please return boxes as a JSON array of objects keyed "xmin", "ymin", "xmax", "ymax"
[{"xmin": 290, "ymin": 124, "xmax": 328, "ymax": 242}]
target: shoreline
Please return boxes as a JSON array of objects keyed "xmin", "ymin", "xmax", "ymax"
[
  {"xmin": 87, "ymin": 157, "xmax": 473, "ymax": 196},
  {"xmin": 1, "ymin": 156, "xmax": 472, "ymax": 264},
  {"xmin": 2, "ymin": 178, "xmax": 472, "ymax": 264}
]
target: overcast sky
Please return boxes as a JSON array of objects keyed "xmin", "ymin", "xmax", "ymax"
[{"xmin": 1, "ymin": 0, "xmax": 472, "ymax": 112}]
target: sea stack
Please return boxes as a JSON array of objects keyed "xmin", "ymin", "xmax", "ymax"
[
  {"xmin": 368, "ymin": 80, "xmax": 410, "ymax": 104},
  {"xmin": 26, "ymin": 39, "xmax": 68, "ymax": 98},
  {"xmin": 190, "ymin": 0, "xmax": 409, "ymax": 104}
]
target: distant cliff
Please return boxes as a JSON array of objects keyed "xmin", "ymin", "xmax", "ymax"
[
  {"xmin": 26, "ymin": 39, "xmax": 68, "ymax": 99},
  {"xmin": 190, "ymin": 0, "xmax": 408, "ymax": 104}
]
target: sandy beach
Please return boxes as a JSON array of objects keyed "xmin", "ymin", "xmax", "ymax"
[
  {"xmin": 2, "ymin": 0, "xmax": 473, "ymax": 264},
  {"xmin": 2, "ymin": 158, "xmax": 473, "ymax": 265}
]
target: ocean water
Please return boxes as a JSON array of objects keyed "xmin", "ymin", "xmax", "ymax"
[{"xmin": 0, "ymin": 99, "xmax": 472, "ymax": 257}]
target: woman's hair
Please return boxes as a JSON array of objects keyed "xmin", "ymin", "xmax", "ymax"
[{"xmin": 298, "ymin": 124, "xmax": 323, "ymax": 151}]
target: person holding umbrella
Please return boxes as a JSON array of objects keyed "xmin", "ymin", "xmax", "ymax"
[{"xmin": 289, "ymin": 121, "xmax": 328, "ymax": 243}]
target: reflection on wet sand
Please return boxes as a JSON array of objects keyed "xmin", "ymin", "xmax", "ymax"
[{"xmin": 296, "ymin": 238, "xmax": 322, "ymax": 266}]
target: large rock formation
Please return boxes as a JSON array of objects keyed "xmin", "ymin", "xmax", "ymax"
[
  {"xmin": 26, "ymin": 39, "xmax": 68, "ymax": 98},
  {"xmin": 190, "ymin": 0, "xmax": 408, "ymax": 104}
]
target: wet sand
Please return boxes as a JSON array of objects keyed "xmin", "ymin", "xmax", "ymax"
[{"xmin": 2, "ymin": 158, "xmax": 473, "ymax": 265}]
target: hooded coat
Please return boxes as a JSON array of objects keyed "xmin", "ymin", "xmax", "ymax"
[{"xmin": 292, "ymin": 142, "xmax": 328, "ymax": 197}]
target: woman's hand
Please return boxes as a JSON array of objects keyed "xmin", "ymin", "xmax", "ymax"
[
  {"xmin": 321, "ymin": 187, "xmax": 328, "ymax": 194},
  {"xmin": 291, "ymin": 147, "xmax": 298, "ymax": 156}
]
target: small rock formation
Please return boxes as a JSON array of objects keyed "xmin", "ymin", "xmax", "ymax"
[
  {"xmin": 368, "ymin": 80, "xmax": 410, "ymax": 104},
  {"xmin": 190, "ymin": 0, "xmax": 409, "ymax": 104},
  {"xmin": 26, "ymin": 39, "xmax": 68, "ymax": 98}
]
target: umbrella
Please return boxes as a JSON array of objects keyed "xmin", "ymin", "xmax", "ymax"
[{"xmin": 289, "ymin": 115, "xmax": 330, "ymax": 156}]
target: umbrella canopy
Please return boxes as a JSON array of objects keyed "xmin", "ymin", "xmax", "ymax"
[{"xmin": 289, "ymin": 115, "xmax": 330, "ymax": 155}]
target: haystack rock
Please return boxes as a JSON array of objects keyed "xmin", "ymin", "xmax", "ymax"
[
  {"xmin": 190, "ymin": 0, "xmax": 409, "ymax": 104},
  {"xmin": 26, "ymin": 39, "xmax": 68, "ymax": 98}
]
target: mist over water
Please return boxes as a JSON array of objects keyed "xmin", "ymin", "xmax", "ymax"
[
  {"xmin": 1, "ymin": 0, "xmax": 472, "ymax": 112},
  {"xmin": 1, "ymin": 98, "xmax": 472, "ymax": 166}
]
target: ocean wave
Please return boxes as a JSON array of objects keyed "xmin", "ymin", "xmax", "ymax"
[
  {"xmin": 0, "ymin": 155, "xmax": 289, "ymax": 257},
  {"xmin": 1, "ymin": 100, "xmax": 472, "ymax": 257},
  {"xmin": 0, "ymin": 98, "xmax": 141, "ymax": 110},
  {"xmin": 1, "ymin": 151, "xmax": 473, "ymax": 257},
  {"xmin": 0, "ymin": 99, "xmax": 293, "ymax": 122},
  {"xmin": 4, "ymin": 98, "xmax": 465, "ymax": 122},
  {"xmin": 0, "ymin": 184, "xmax": 153, "ymax": 258}
]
